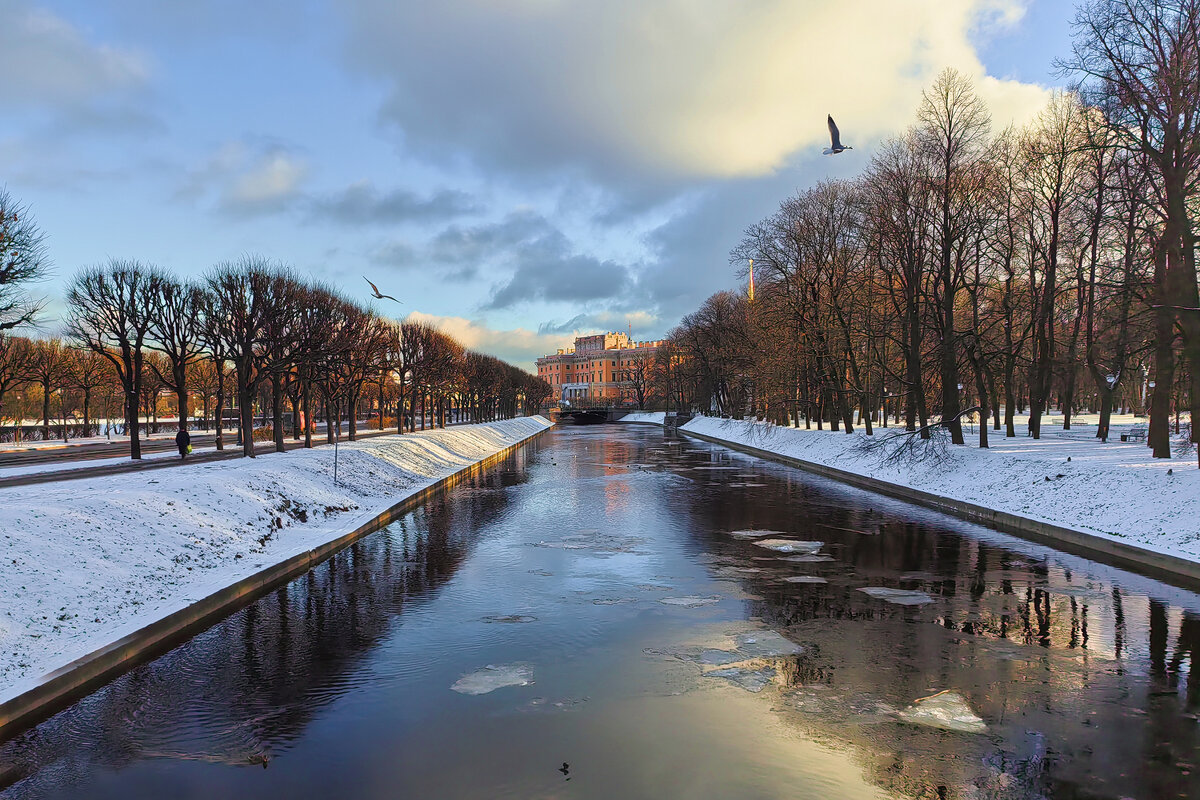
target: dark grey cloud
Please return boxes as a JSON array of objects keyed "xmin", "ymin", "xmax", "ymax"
[
  {"xmin": 484, "ymin": 247, "xmax": 630, "ymax": 311},
  {"xmin": 309, "ymin": 184, "xmax": 480, "ymax": 226},
  {"xmin": 428, "ymin": 211, "xmax": 551, "ymax": 266},
  {"xmin": 637, "ymin": 170, "xmax": 803, "ymax": 323}
]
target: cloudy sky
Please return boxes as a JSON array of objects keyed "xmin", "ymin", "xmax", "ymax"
[{"xmin": 1, "ymin": 0, "xmax": 1073, "ymax": 369}]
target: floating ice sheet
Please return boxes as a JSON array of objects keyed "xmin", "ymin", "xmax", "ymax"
[
  {"xmin": 857, "ymin": 587, "xmax": 935, "ymax": 606},
  {"xmin": 780, "ymin": 554, "xmax": 836, "ymax": 563},
  {"xmin": 733, "ymin": 630, "xmax": 804, "ymax": 658},
  {"xmin": 705, "ymin": 666, "xmax": 776, "ymax": 693},
  {"xmin": 727, "ymin": 529, "xmax": 778, "ymax": 540},
  {"xmin": 659, "ymin": 595, "xmax": 722, "ymax": 608},
  {"xmin": 897, "ymin": 690, "xmax": 987, "ymax": 733},
  {"xmin": 753, "ymin": 539, "xmax": 825, "ymax": 554},
  {"xmin": 451, "ymin": 664, "xmax": 534, "ymax": 695},
  {"xmin": 783, "ymin": 575, "xmax": 828, "ymax": 584}
]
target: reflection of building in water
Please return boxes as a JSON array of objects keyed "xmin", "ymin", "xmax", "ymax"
[{"xmin": 536, "ymin": 332, "xmax": 663, "ymax": 405}]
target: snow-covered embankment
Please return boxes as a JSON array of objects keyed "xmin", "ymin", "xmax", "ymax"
[{"xmin": 0, "ymin": 417, "xmax": 551, "ymax": 697}]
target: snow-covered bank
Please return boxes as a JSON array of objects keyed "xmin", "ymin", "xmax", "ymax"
[
  {"xmin": 675, "ymin": 416, "xmax": 1200, "ymax": 567},
  {"xmin": 617, "ymin": 411, "xmax": 666, "ymax": 424},
  {"xmin": 0, "ymin": 417, "xmax": 551, "ymax": 697}
]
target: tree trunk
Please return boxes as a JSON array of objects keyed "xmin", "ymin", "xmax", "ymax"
[
  {"xmin": 40, "ymin": 379, "xmax": 50, "ymax": 441},
  {"xmin": 239, "ymin": 387, "xmax": 255, "ymax": 458},
  {"xmin": 272, "ymin": 373, "xmax": 285, "ymax": 453}
]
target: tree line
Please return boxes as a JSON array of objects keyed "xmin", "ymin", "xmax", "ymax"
[
  {"xmin": 656, "ymin": 0, "xmax": 1200, "ymax": 466},
  {"xmin": 0, "ymin": 242, "xmax": 551, "ymax": 457}
]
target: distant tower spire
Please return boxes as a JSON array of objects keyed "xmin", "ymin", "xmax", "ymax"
[{"xmin": 748, "ymin": 258, "xmax": 755, "ymax": 303}]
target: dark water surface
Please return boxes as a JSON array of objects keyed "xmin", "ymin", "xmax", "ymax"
[{"xmin": 3, "ymin": 425, "xmax": 1200, "ymax": 799}]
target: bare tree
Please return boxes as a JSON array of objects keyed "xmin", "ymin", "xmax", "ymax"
[
  {"xmin": 619, "ymin": 350, "xmax": 655, "ymax": 409},
  {"xmin": 916, "ymin": 68, "xmax": 992, "ymax": 445},
  {"xmin": 0, "ymin": 189, "xmax": 49, "ymax": 331},
  {"xmin": 1069, "ymin": 0, "xmax": 1200, "ymax": 460},
  {"xmin": 205, "ymin": 256, "xmax": 290, "ymax": 457},
  {"xmin": 0, "ymin": 335, "xmax": 34, "ymax": 432},
  {"xmin": 65, "ymin": 260, "xmax": 160, "ymax": 459},
  {"xmin": 29, "ymin": 338, "xmax": 67, "ymax": 440},
  {"xmin": 147, "ymin": 277, "xmax": 206, "ymax": 431}
]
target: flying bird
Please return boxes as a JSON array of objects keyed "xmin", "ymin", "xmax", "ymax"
[
  {"xmin": 363, "ymin": 276, "xmax": 401, "ymax": 303},
  {"xmin": 824, "ymin": 115, "xmax": 852, "ymax": 155}
]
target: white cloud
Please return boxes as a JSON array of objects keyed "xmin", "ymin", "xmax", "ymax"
[
  {"xmin": 343, "ymin": 0, "xmax": 1051, "ymax": 182},
  {"xmin": 179, "ymin": 140, "xmax": 308, "ymax": 215},
  {"xmin": 0, "ymin": 0, "xmax": 149, "ymax": 108},
  {"xmin": 227, "ymin": 152, "xmax": 307, "ymax": 208},
  {"xmin": 405, "ymin": 311, "xmax": 573, "ymax": 370}
]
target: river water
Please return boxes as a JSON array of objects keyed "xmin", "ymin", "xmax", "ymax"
[{"xmin": 2, "ymin": 425, "xmax": 1200, "ymax": 799}]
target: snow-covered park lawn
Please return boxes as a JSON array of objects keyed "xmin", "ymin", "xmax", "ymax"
[
  {"xmin": 0, "ymin": 417, "xmax": 550, "ymax": 698},
  {"xmin": 620, "ymin": 413, "xmax": 1200, "ymax": 566}
]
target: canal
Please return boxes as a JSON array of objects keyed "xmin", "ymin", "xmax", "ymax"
[{"xmin": 2, "ymin": 424, "xmax": 1199, "ymax": 799}]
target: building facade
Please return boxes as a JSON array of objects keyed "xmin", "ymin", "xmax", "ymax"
[{"xmin": 536, "ymin": 332, "xmax": 663, "ymax": 405}]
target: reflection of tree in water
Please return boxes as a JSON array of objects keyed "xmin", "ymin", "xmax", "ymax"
[
  {"xmin": 0, "ymin": 458, "xmax": 529, "ymax": 797},
  {"xmin": 673, "ymin": 450, "xmax": 1200, "ymax": 799}
]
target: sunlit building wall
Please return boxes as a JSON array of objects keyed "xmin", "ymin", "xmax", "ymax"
[{"xmin": 536, "ymin": 332, "xmax": 663, "ymax": 404}]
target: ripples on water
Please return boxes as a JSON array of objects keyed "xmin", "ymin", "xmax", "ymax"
[{"xmin": 2, "ymin": 426, "xmax": 1200, "ymax": 799}]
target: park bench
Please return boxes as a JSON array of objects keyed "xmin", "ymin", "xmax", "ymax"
[{"xmin": 1121, "ymin": 426, "xmax": 1147, "ymax": 442}]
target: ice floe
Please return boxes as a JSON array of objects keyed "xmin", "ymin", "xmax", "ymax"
[
  {"xmin": 897, "ymin": 690, "xmax": 987, "ymax": 733},
  {"xmin": 727, "ymin": 529, "xmax": 777, "ymax": 540},
  {"xmin": 857, "ymin": 587, "xmax": 935, "ymax": 606},
  {"xmin": 753, "ymin": 539, "xmax": 825, "ymax": 554},
  {"xmin": 660, "ymin": 596, "xmax": 722, "ymax": 608},
  {"xmin": 451, "ymin": 664, "xmax": 535, "ymax": 695},
  {"xmin": 783, "ymin": 575, "xmax": 828, "ymax": 584},
  {"xmin": 706, "ymin": 666, "xmax": 776, "ymax": 693}
]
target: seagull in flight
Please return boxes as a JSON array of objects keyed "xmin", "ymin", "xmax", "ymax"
[
  {"xmin": 823, "ymin": 115, "xmax": 852, "ymax": 155},
  {"xmin": 363, "ymin": 276, "xmax": 401, "ymax": 304}
]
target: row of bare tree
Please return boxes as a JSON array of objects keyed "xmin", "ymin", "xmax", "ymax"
[
  {"xmin": 0, "ymin": 255, "xmax": 551, "ymax": 457},
  {"xmin": 658, "ymin": 0, "xmax": 1200, "ymax": 466}
]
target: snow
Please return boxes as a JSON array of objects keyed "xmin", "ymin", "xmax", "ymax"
[
  {"xmin": 0, "ymin": 447, "xmax": 220, "ymax": 479},
  {"xmin": 617, "ymin": 411, "xmax": 665, "ymax": 424},
  {"xmin": 0, "ymin": 416, "xmax": 551, "ymax": 699},
  {"xmin": 677, "ymin": 414, "xmax": 1200, "ymax": 567}
]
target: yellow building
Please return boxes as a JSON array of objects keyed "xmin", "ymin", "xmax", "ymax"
[{"xmin": 536, "ymin": 332, "xmax": 663, "ymax": 405}]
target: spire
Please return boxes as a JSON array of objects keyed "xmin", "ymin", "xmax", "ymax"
[{"xmin": 748, "ymin": 258, "xmax": 755, "ymax": 303}]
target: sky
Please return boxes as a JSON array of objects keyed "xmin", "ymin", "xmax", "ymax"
[{"xmin": 0, "ymin": 0, "xmax": 1075, "ymax": 370}]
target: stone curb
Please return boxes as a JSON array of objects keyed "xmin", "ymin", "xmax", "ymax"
[
  {"xmin": 0, "ymin": 424, "xmax": 550, "ymax": 740},
  {"xmin": 676, "ymin": 426, "xmax": 1200, "ymax": 590}
]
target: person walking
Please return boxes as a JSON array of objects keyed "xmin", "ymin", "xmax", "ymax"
[{"xmin": 175, "ymin": 427, "xmax": 191, "ymax": 459}]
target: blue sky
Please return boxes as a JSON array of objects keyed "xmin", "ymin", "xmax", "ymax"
[{"xmin": 1, "ymin": 0, "xmax": 1074, "ymax": 369}]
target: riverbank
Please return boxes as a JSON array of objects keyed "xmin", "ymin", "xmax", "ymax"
[
  {"xmin": 0, "ymin": 417, "xmax": 551, "ymax": 699},
  {"xmin": 620, "ymin": 414, "xmax": 1200, "ymax": 572}
]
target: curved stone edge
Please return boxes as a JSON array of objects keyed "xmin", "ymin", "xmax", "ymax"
[
  {"xmin": 0, "ymin": 425, "xmax": 550, "ymax": 740},
  {"xmin": 676, "ymin": 426, "xmax": 1200, "ymax": 591}
]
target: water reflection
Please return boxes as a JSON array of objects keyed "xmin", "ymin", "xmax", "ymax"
[
  {"xmin": 0, "ymin": 450, "xmax": 533, "ymax": 796},
  {"xmin": 1, "ymin": 428, "xmax": 1199, "ymax": 799}
]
